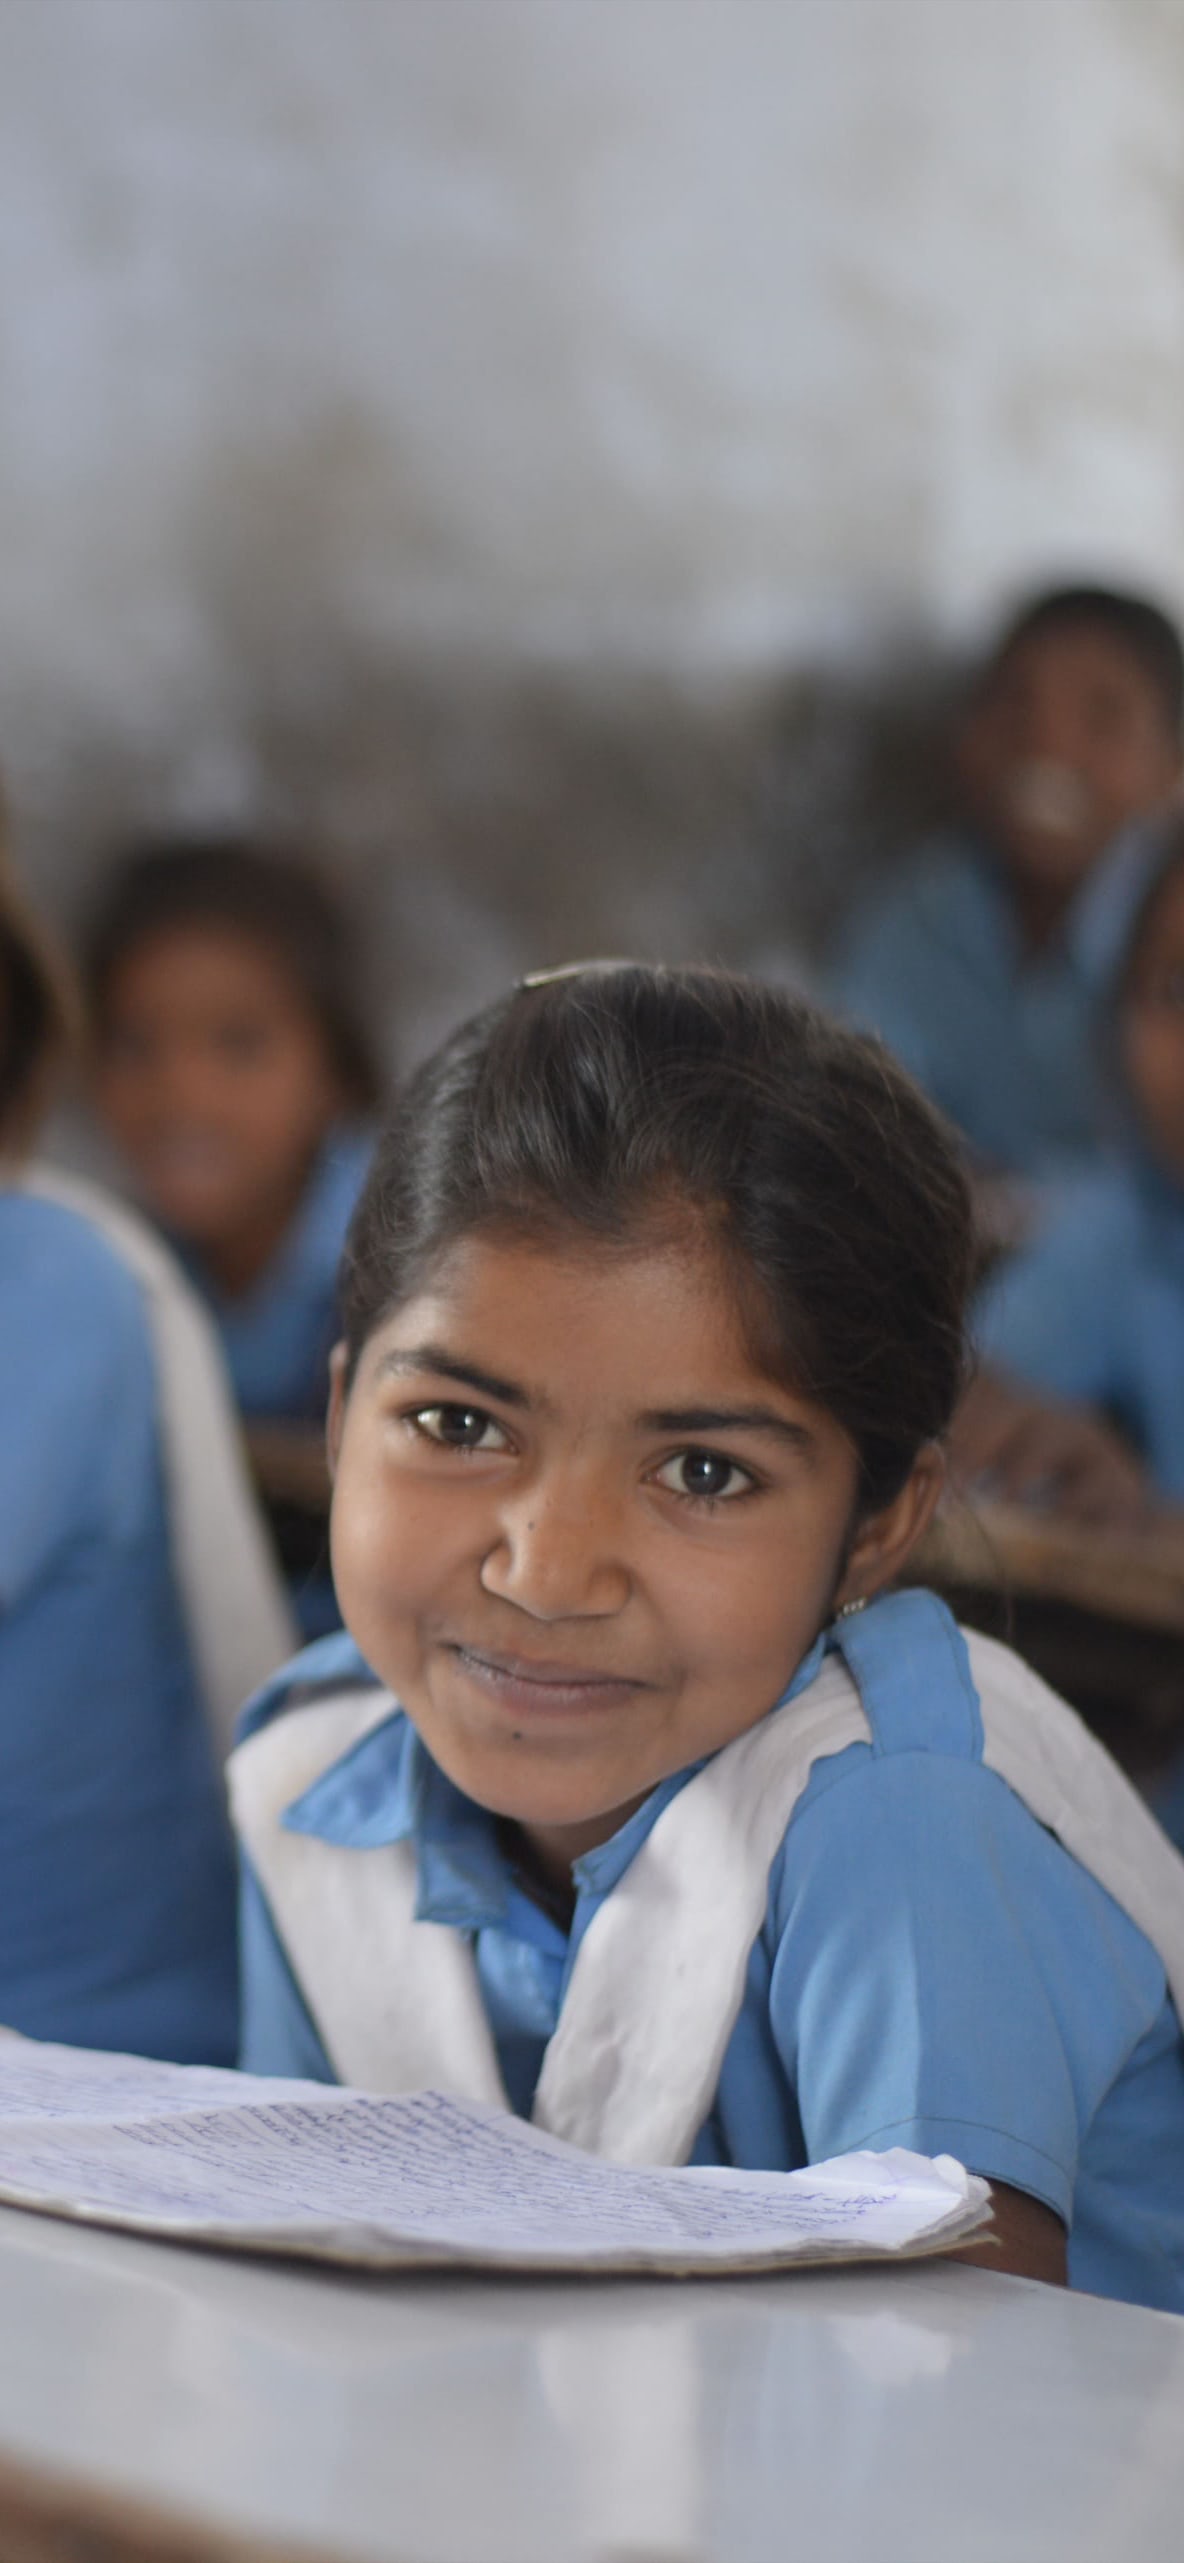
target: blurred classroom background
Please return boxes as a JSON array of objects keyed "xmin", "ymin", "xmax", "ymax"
[
  {"xmin": 4, "ymin": 0, "xmax": 1182, "ymax": 1065},
  {"xmin": 7, "ymin": 0, "xmax": 1184, "ymax": 2346}
]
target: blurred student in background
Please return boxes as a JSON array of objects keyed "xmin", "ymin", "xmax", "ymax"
[
  {"xmin": 835, "ymin": 586, "xmax": 1184, "ymax": 1179},
  {"xmin": 957, "ymin": 827, "xmax": 1184, "ymax": 1528},
  {"xmin": 0, "ymin": 843, "xmax": 292, "ymax": 2060},
  {"xmin": 85, "ymin": 840, "xmax": 380, "ymax": 1430}
]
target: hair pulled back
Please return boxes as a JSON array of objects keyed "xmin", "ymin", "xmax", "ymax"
[
  {"xmin": 0, "ymin": 843, "xmax": 73, "ymax": 1155},
  {"xmin": 342, "ymin": 965, "xmax": 975, "ymax": 1513}
]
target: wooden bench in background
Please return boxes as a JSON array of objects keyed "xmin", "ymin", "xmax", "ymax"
[{"xmin": 917, "ymin": 1499, "xmax": 1184, "ymax": 1780}]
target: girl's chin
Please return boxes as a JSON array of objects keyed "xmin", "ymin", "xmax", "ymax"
[{"xmin": 430, "ymin": 1734, "xmax": 655, "ymax": 1839}]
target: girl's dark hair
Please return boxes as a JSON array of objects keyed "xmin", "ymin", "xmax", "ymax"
[
  {"xmin": 83, "ymin": 837, "xmax": 382, "ymax": 1112},
  {"xmin": 990, "ymin": 584, "xmax": 1184, "ymax": 737},
  {"xmin": 0, "ymin": 852, "xmax": 74, "ymax": 1153},
  {"xmin": 341, "ymin": 965, "xmax": 975, "ymax": 1513}
]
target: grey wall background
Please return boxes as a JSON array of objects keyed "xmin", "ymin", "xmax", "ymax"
[{"xmin": 3, "ymin": 0, "xmax": 1183, "ymax": 1063}]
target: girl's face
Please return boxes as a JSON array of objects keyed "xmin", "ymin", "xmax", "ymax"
[
  {"xmin": 958, "ymin": 627, "xmax": 1181, "ymax": 895},
  {"xmin": 94, "ymin": 926, "xmax": 344, "ymax": 1280},
  {"xmin": 1122, "ymin": 863, "xmax": 1184, "ymax": 1183},
  {"xmin": 328, "ymin": 1229, "xmax": 939, "ymax": 1876}
]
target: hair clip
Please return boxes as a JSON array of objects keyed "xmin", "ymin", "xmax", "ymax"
[{"xmin": 520, "ymin": 958, "xmax": 638, "ymax": 988}]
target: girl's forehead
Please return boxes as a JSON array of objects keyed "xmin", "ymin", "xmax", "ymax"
[
  {"xmin": 388, "ymin": 1222, "xmax": 733, "ymax": 1326},
  {"xmin": 110, "ymin": 920, "xmax": 283, "ymax": 982},
  {"xmin": 366, "ymin": 1226, "xmax": 799, "ymax": 1408},
  {"xmin": 103, "ymin": 923, "xmax": 318, "ymax": 1030}
]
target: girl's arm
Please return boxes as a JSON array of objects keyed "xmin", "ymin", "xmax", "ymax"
[{"xmin": 951, "ymin": 2180, "xmax": 1068, "ymax": 2286}]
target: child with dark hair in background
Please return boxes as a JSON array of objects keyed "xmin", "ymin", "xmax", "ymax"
[
  {"xmin": 86, "ymin": 840, "xmax": 380, "ymax": 1424},
  {"xmin": 232, "ymin": 964, "xmax": 1184, "ymax": 2309},
  {"xmin": 835, "ymin": 585, "xmax": 1183, "ymax": 1178},
  {"xmin": 85, "ymin": 842, "xmax": 381, "ymax": 1632},
  {"xmin": 959, "ymin": 827, "xmax": 1184, "ymax": 1525}
]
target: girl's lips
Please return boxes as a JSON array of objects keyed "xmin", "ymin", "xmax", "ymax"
[{"xmin": 450, "ymin": 1644, "xmax": 646, "ymax": 1715}]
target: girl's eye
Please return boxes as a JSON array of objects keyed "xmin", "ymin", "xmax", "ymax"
[
  {"xmin": 654, "ymin": 1449, "xmax": 754, "ymax": 1504},
  {"xmin": 410, "ymin": 1404, "xmax": 510, "ymax": 1454}
]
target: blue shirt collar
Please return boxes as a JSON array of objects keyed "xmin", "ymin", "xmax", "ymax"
[{"xmin": 280, "ymin": 1630, "xmax": 830, "ymax": 1933}]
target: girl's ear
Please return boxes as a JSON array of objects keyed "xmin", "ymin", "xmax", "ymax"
[
  {"xmin": 834, "ymin": 1443, "xmax": 946, "ymax": 1611},
  {"xmin": 326, "ymin": 1342, "xmax": 349, "ymax": 1482}
]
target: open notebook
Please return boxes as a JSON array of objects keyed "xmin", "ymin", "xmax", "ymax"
[{"xmin": 0, "ymin": 2036, "xmax": 991, "ymax": 2276}]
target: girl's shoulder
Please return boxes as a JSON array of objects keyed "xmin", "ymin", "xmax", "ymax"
[
  {"xmin": 0, "ymin": 1179, "xmax": 156, "ymax": 1434},
  {"xmin": 768, "ymin": 1596, "xmax": 1184, "ymax": 2018},
  {"xmin": 0, "ymin": 1178, "xmax": 145, "ymax": 1326},
  {"xmin": 836, "ymin": 832, "xmax": 1001, "ymax": 973},
  {"xmin": 1039, "ymin": 1162, "xmax": 1155, "ymax": 1252}
]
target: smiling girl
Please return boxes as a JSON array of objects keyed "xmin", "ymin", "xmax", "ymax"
[
  {"xmin": 230, "ymin": 966, "xmax": 1184, "ymax": 2308},
  {"xmin": 85, "ymin": 839, "xmax": 379, "ymax": 1431}
]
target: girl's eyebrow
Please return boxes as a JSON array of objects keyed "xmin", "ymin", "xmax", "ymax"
[
  {"xmin": 373, "ymin": 1359, "xmax": 817, "ymax": 1449},
  {"xmin": 374, "ymin": 1345, "xmax": 530, "ymax": 1408},
  {"xmin": 640, "ymin": 1404, "xmax": 817, "ymax": 1454}
]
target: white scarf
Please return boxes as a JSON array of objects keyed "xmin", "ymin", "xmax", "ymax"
[
  {"xmin": 230, "ymin": 1624, "xmax": 1184, "ymax": 2164},
  {"xmin": 25, "ymin": 1168, "xmax": 296, "ymax": 1757}
]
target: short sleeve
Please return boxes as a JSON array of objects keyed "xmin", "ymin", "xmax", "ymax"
[
  {"xmin": 0, "ymin": 1197, "xmax": 155, "ymax": 1608},
  {"xmin": 974, "ymin": 1182, "xmax": 1128, "ymax": 1404},
  {"xmin": 767, "ymin": 1750, "xmax": 1168, "ymax": 2221},
  {"xmin": 238, "ymin": 1855, "xmax": 336, "ymax": 2081}
]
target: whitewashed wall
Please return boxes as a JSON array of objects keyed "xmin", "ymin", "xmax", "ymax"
[{"xmin": 2, "ymin": 0, "xmax": 1182, "ymax": 1047}]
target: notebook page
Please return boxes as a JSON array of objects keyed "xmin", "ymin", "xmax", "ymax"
[{"xmin": 0, "ymin": 2038, "xmax": 991, "ymax": 2274}]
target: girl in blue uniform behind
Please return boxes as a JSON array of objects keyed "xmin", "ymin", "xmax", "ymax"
[
  {"xmin": 85, "ymin": 839, "xmax": 380, "ymax": 1429},
  {"xmin": 960, "ymin": 825, "xmax": 1184, "ymax": 1519},
  {"xmin": 85, "ymin": 840, "xmax": 382, "ymax": 1634},
  {"xmin": 834, "ymin": 583, "xmax": 1183, "ymax": 1178},
  {"xmin": 232, "ymin": 964, "xmax": 1184, "ymax": 2309},
  {"xmin": 0, "ymin": 849, "xmax": 259, "ymax": 2062}
]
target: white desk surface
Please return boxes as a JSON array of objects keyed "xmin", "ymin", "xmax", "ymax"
[{"xmin": 1, "ymin": 2200, "xmax": 1182, "ymax": 2563}]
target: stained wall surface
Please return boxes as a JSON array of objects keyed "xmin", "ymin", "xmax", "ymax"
[{"xmin": 2, "ymin": 0, "xmax": 1182, "ymax": 1052}]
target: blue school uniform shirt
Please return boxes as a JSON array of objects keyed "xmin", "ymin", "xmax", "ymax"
[
  {"xmin": 832, "ymin": 826, "xmax": 1157, "ymax": 1174},
  {"xmin": 179, "ymin": 1129, "xmax": 372, "ymax": 1423},
  {"xmin": 0, "ymin": 1188, "xmax": 238, "ymax": 2061},
  {"xmin": 237, "ymin": 1594, "xmax": 1184, "ymax": 2312},
  {"xmin": 182, "ymin": 1128, "xmax": 370, "ymax": 1640},
  {"xmin": 975, "ymin": 1159, "xmax": 1184, "ymax": 1501}
]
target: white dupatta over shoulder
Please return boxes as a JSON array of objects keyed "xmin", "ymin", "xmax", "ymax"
[
  {"xmin": 28, "ymin": 1169, "xmax": 295, "ymax": 1758},
  {"xmin": 230, "ymin": 1602, "xmax": 1184, "ymax": 2165}
]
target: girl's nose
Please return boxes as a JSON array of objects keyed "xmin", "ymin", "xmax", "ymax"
[{"xmin": 479, "ymin": 1478, "xmax": 631, "ymax": 1622}]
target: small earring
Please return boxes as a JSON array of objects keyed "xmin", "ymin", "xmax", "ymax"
[{"xmin": 836, "ymin": 1596, "xmax": 867, "ymax": 1619}]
